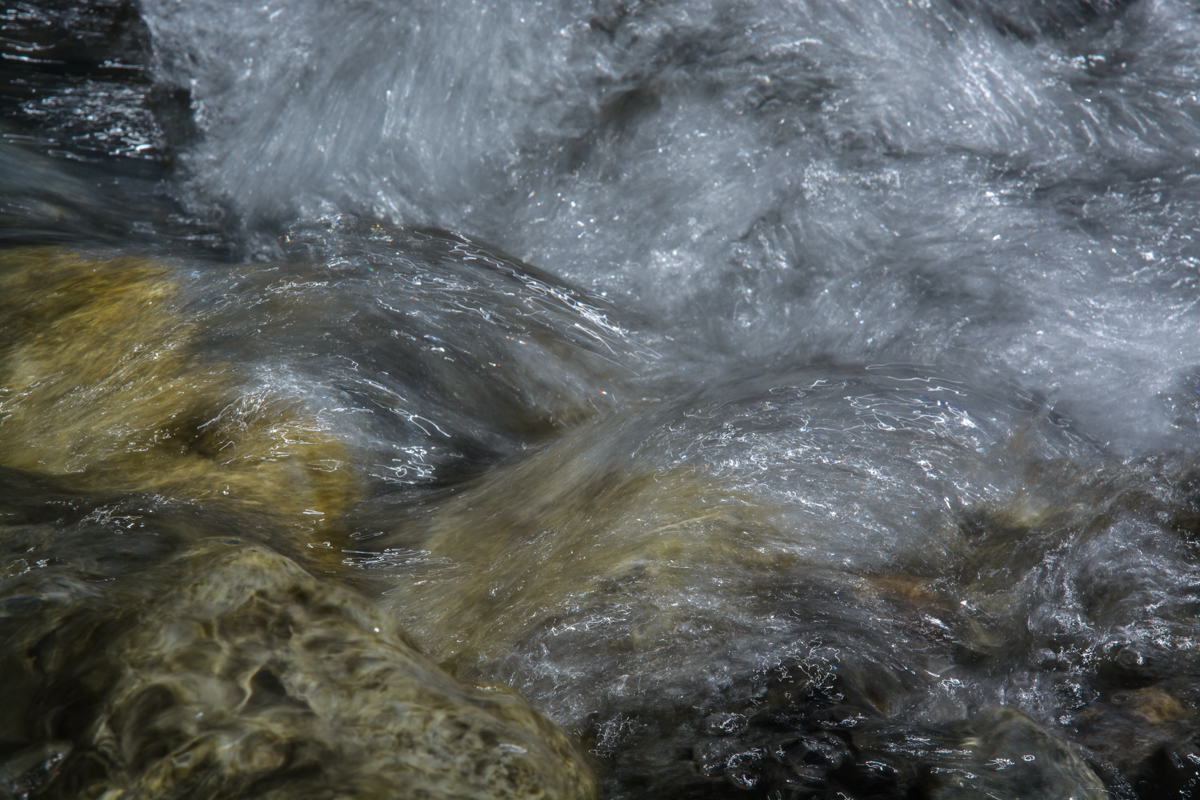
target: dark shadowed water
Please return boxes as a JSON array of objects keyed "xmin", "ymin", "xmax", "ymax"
[{"xmin": 4, "ymin": 1, "xmax": 1200, "ymax": 798}]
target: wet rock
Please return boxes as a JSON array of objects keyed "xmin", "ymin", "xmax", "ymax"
[
  {"xmin": 4, "ymin": 542, "xmax": 597, "ymax": 800},
  {"xmin": 0, "ymin": 247, "xmax": 359, "ymax": 534},
  {"xmin": 0, "ymin": 238, "xmax": 644, "ymax": 540},
  {"xmin": 931, "ymin": 706, "xmax": 1106, "ymax": 799},
  {"xmin": 359, "ymin": 362, "xmax": 1200, "ymax": 797},
  {"xmin": 370, "ymin": 365, "xmax": 1099, "ymax": 796}
]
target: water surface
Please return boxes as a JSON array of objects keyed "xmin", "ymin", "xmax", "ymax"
[{"xmin": 3, "ymin": 1, "xmax": 1200, "ymax": 797}]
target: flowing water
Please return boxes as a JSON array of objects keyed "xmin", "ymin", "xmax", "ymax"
[{"xmin": 3, "ymin": 1, "xmax": 1200, "ymax": 797}]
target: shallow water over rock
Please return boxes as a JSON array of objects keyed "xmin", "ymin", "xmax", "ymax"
[{"xmin": 4, "ymin": 1, "xmax": 1200, "ymax": 798}]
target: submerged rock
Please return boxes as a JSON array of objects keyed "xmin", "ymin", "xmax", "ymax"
[
  {"xmin": 0, "ymin": 242, "xmax": 1196, "ymax": 798},
  {"xmin": 0, "ymin": 247, "xmax": 359, "ymax": 534},
  {"xmin": 0, "ymin": 236, "xmax": 645, "ymax": 541},
  {"xmin": 0, "ymin": 236, "xmax": 646, "ymax": 798},
  {"xmin": 369, "ymin": 365, "xmax": 1199, "ymax": 798},
  {"xmin": 0, "ymin": 540, "xmax": 597, "ymax": 800},
  {"xmin": 931, "ymin": 707, "xmax": 1107, "ymax": 799}
]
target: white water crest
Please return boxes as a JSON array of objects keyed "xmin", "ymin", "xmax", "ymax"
[{"xmin": 140, "ymin": 0, "xmax": 1200, "ymax": 451}]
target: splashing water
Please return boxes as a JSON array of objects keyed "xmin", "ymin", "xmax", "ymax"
[{"xmin": 4, "ymin": 1, "xmax": 1200, "ymax": 797}]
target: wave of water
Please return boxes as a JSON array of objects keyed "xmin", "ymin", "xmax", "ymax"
[{"xmin": 3, "ymin": 1, "xmax": 1200, "ymax": 797}]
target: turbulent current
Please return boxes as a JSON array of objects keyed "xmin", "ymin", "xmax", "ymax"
[{"xmin": 4, "ymin": 1, "xmax": 1200, "ymax": 797}]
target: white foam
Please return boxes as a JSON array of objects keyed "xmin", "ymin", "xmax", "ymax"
[{"xmin": 142, "ymin": 0, "xmax": 1200, "ymax": 452}]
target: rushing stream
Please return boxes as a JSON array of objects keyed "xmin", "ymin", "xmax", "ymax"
[{"xmin": 4, "ymin": 1, "xmax": 1200, "ymax": 797}]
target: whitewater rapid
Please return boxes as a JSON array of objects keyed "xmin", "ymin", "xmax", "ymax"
[{"xmin": 3, "ymin": 1, "xmax": 1200, "ymax": 797}]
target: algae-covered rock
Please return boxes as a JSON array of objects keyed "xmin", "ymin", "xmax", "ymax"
[
  {"xmin": 382, "ymin": 364, "xmax": 1088, "ymax": 676},
  {"xmin": 367, "ymin": 367, "xmax": 1059, "ymax": 796},
  {"xmin": 0, "ymin": 236, "xmax": 644, "ymax": 543},
  {"xmin": 0, "ymin": 248, "xmax": 360, "ymax": 536},
  {"xmin": 366, "ymin": 365, "xmax": 1187, "ymax": 798},
  {"xmin": 5, "ymin": 238, "xmax": 1197, "ymax": 799},
  {"xmin": 2, "ymin": 540, "xmax": 597, "ymax": 800}
]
